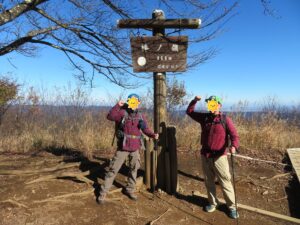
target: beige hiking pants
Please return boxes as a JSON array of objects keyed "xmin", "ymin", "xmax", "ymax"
[{"xmin": 201, "ymin": 155, "xmax": 236, "ymax": 210}]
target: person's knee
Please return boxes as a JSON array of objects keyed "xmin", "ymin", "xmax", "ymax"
[
  {"xmin": 106, "ymin": 170, "xmax": 116, "ymax": 178},
  {"xmin": 130, "ymin": 161, "xmax": 140, "ymax": 171},
  {"xmin": 129, "ymin": 155, "xmax": 140, "ymax": 171},
  {"xmin": 219, "ymin": 172, "xmax": 231, "ymax": 181},
  {"xmin": 215, "ymin": 166, "xmax": 231, "ymax": 181}
]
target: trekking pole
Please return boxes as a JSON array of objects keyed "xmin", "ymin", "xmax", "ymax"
[
  {"xmin": 111, "ymin": 126, "xmax": 116, "ymax": 146},
  {"xmin": 230, "ymin": 151, "xmax": 239, "ymax": 225},
  {"xmin": 111, "ymin": 133, "xmax": 116, "ymax": 146}
]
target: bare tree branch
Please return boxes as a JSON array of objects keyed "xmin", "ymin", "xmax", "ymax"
[
  {"xmin": 0, "ymin": 0, "xmax": 239, "ymax": 88},
  {"xmin": 201, "ymin": 1, "xmax": 238, "ymax": 29},
  {"xmin": 102, "ymin": 0, "xmax": 131, "ymax": 18},
  {"xmin": 0, "ymin": 26, "xmax": 60, "ymax": 55},
  {"xmin": 261, "ymin": 0, "xmax": 281, "ymax": 18},
  {"xmin": 0, "ymin": 0, "xmax": 48, "ymax": 26}
]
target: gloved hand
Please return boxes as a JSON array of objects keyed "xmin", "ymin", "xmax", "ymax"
[{"xmin": 138, "ymin": 119, "xmax": 146, "ymax": 130}]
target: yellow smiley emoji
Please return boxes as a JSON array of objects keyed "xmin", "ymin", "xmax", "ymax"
[
  {"xmin": 127, "ymin": 96, "xmax": 140, "ymax": 110},
  {"xmin": 207, "ymin": 100, "xmax": 218, "ymax": 113}
]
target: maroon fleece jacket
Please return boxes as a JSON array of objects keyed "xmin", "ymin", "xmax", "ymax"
[
  {"xmin": 186, "ymin": 99, "xmax": 239, "ymax": 158},
  {"xmin": 107, "ymin": 104, "xmax": 155, "ymax": 152}
]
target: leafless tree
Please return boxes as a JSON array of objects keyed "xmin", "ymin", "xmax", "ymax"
[
  {"xmin": 166, "ymin": 77, "xmax": 188, "ymax": 112},
  {"xmin": 0, "ymin": 0, "xmax": 238, "ymax": 87}
]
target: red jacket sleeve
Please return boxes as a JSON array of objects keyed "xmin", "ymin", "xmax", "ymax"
[
  {"xmin": 107, "ymin": 104, "xmax": 125, "ymax": 123},
  {"xmin": 226, "ymin": 116, "xmax": 239, "ymax": 149},
  {"xmin": 141, "ymin": 114, "xmax": 155, "ymax": 138},
  {"xmin": 186, "ymin": 99, "xmax": 206, "ymax": 123}
]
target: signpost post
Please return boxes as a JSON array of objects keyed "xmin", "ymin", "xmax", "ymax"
[{"xmin": 118, "ymin": 9, "xmax": 201, "ymax": 193}]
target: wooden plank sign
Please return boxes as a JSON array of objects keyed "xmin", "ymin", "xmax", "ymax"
[{"xmin": 130, "ymin": 36, "xmax": 188, "ymax": 72}]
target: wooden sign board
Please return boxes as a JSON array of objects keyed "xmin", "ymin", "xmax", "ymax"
[
  {"xmin": 287, "ymin": 148, "xmax": 300, "ymax": 182},
  {"xmin": 130, "ymin": 36, "xmax": 188, "ymax": 72}
]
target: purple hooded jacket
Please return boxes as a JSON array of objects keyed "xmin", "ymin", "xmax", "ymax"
[
  {"xmin": 186, "ymin": 99, "xmax": 239, "ymax": 158},
  {"xmin": 107, "ymin": 104, "xmax": 156, "ymax": 152}
]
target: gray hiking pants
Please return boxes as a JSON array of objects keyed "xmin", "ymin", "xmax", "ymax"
[
  {"xmin": 101, "ymin": 150, "xmax": 140, "ymax": 194},
  {"xmin": 201, "ymin": 155, "xmax": 236, "ymax": 210}
]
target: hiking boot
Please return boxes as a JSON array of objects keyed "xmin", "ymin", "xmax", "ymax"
[
  {"xmin": 97, "ymin": 193, "xmax": 106, "ymax": 204},
  {"xmin": 228, "ymin": 209, "xmax": 239, "ymax": 219},
  {"xmin": 204, "ymin": 204, "xmax": 217, "ymax": 213}
]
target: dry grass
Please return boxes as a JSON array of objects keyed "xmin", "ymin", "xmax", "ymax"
[
  {"xmin": 173, "ymin": 113, "xmax": 300, "ymax": 160},
  {"xmin": 0, "ymin": 106, "xmax": 115, "ymax": 157},
  {"xmin": 169, "ymin": 115, "xmax": 200, "ymax": 151},
  {"xmin": 229, "ymin": 111, "xmax": 300, "ymax": 161},
  {"xmin": 0, "ymin": 108, "xmax": 114, "ymax": 157},
  {"xmin": 0, "ymin": 89, "xmax": 299, "ymax": 162}
]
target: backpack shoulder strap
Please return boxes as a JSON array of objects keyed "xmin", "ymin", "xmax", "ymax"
[
  {"xmin": 220, "ymin": 114, "xmax": 228, "ymax": 133},
  {"xmin": 121, "ymin": 110, "xmax": 129, "ymax": 123},
  {"xmin": 204, "ymin": 113, "xmax": 211, "ymax": 124},
  {"xmin": 137, "ymin": 111, "xmax": 143, "ymax": 121}
]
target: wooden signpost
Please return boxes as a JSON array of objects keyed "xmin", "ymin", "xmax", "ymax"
[
  {"xmin": 130, "ymin": 36, "xmax": 188, "ymax": 72},
  {"xmin": 118, "ymin": 10, "xmax": 201, "ymax": 193},
  {"xmin": 118, "ymin": 18, "xmax": 201, "ymax": 29}
]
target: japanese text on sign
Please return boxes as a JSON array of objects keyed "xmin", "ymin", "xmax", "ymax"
[{"xmin": 130, "ymin": 36, "xmax": 188, "ymax": 72}]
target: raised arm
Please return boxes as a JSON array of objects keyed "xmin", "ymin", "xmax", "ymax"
[
  {"xmin": 186, "ymin": 96, "xmax": 206, "ymax": 123},
  {"xmin": 107, "ymin": 101, "xmax": 125, "ymax": 123}
]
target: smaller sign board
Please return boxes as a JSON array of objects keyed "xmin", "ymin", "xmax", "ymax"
[
  {"xmin": 130, "ymin": 36, "xmax": 188, "ymax": 72},
  {"xmin": 287, "ymin": 148, "xmax": 300, "ymax": 182}
]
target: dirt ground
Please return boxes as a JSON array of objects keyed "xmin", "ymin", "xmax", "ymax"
[{"xmin": 0, "ymin": 148, "xmax": 299, "ymax": 225}]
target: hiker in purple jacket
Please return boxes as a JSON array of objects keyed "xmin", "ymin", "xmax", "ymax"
[
  {"xmin": 98, "ymin": 94, "xmax": 158, "ymax": 203},
  {"xmin": 186, "ymin": 95, "xmax": 240, "ymax": 219}
]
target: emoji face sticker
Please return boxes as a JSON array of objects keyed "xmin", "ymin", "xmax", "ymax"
[
  {"xmin": 207, "ymin": 100, "xmax": 219, "ymax": 113},
  {"xmin": 127, "ymin": 96, "xmax": 140, "ymax": 110}
]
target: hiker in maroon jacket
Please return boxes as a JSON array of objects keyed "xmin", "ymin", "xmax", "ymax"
[
  {"xmin": 98, "ymin": 94, "xmax": 158, "ymax": 203},
  {"xmin": 186, "ymin": 95, "xmax": 240, "ymax": 219}
]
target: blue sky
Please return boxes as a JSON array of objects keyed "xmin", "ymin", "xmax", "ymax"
[
  {"xmin": 0, "ymin": 0, "xmax": 299, "ymax": 107},
  {"xmin": 193, "ymin": 0, "xmax": 300, "ymax": 106}
]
